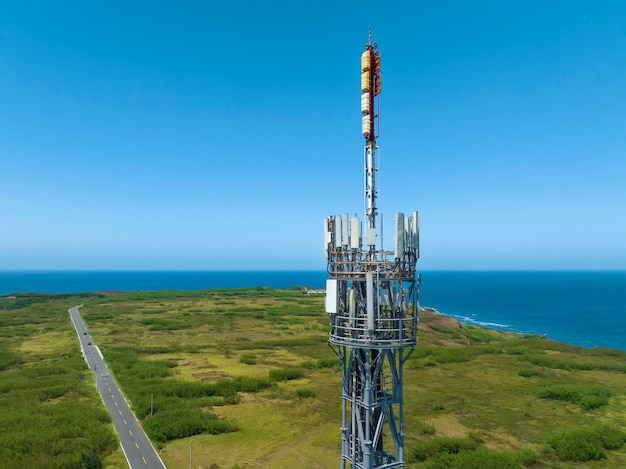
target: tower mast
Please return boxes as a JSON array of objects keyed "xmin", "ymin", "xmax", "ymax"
[
  {"xmin": 362, "ymin": 25, "xmax": 380, "ymax": 234},
  {"xmin": 324, "ymin": 30, "xmax": 421, "ymax": 469}
]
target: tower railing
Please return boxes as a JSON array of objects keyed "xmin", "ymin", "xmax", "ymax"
[{"xmin": 329, "ymin": 315, "xmax": 417, "ymax": 348}]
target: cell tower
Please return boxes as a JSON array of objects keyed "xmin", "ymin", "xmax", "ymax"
[{"xmin": 324, "ymin": 29, "xmax": 421, "ymax": 469}]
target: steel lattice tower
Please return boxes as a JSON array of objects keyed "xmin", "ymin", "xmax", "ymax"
[{"xmin": 324, "ymin": 30, "xmax": 421, "ymax": 469}]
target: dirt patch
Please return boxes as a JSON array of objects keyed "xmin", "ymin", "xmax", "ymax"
[
  {"xmin": 421, "ymin": 311, "xmax": 462, "ymax": 330},
  {"xmin": 429, "ymin": 415, "xmax": 469, "ymax": 438},
  {"xmin": 482, "ymin": 428, "xmax": 526, "ymax": 450},
  {"xmin": 195, "ymin": 372, "xmax": 232, "ymax": 382},
  {"xmin": 195, "ymin": 364, "xmax": 218, "ymax": 370}
]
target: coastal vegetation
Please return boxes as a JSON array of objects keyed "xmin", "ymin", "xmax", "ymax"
[
  {"xmin": 2, "ymin": 288, "xmax": 626, "ymax": 467},
  {"xmin": 0, "ymin": 295, "xmax": 121, "ymax": 469}
]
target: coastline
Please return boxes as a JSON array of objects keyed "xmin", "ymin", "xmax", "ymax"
[{"xmin": 2, "ymin": 271, "xmax": 625, "ymax": 352}]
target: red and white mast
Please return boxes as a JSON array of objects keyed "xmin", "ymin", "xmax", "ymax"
[{"xmin": 361, "ymin": 27, "xmax": 382, "ymax": 235}]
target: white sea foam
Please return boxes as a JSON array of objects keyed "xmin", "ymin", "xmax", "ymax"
[
  {"xmin": 449, "ymin": 314, "xmax": 511, "ymax": 329},
  {"xmin": 421, "ymin": 306, "xmax": 511, "ymax": 329}
]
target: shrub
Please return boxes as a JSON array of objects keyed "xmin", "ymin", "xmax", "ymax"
[
  {"xmin": 522, "ymin": 353, "xmax": 624, "ymax": 372},
  {"xmin": 235, "ymin": 337, "xmax": 326, "ymax": 350},
  {"xmin": 144, "ymin": 407, "xmax": 238, "ymax": 443},
  {"xmin": 206, "ymin": 418, "xmax": 239, "ymax": 435},
  {"xmin": 269, "ymin": 368, "xmax": 304, "ymax": 382},
  {"xmin": 409, "ymin": 345, "xmax": 499, "ymax": 367},
  {"xmin": 239, "ymin": 354, "xmax": 257, "ymax": 365},
  {"xmin": 594, "ymin": 424, "xmax": 626, "ymax": 450},
  {"xmin": 538, "ymin": 384, "xmax": 613, "ymax": 410},
  {"xmin": 295, "ymin": 387, "xmax": 315, "ymax": 398},
  {"xmin": 548, "ymin": 428, "xmax": 602, "ymax": 461},
  {"xmin": 317, "ymin": 358, "xmax": 338, "ymax": 368},
  {"xmin": 80, "ymin": 452, "xmax": 102, "ymax": 469},
  {"xmin": 229, "ymin": 376, "xmax": 272, "ymax": 393},
  {"xmin": 407, "ymin": 436, "xmax": 480, "ymax": 462},
  {"xmin": 415, "ymin": 421, "xmax": 436, "ymax": 435},
  {"xmin": 140, "ymin": 318, "xmax": 190, "ymax": 331},
  {"xmin": 301, "ymin": 358, "xmax": 337, "ymax": 370},
  {"xmin": 425, "ymin": 447, "xmax": 538, "ymax": 468},
  {"xmin": 501, "ymin": 345, "xmax": 534, "ymax": 355},
  {"xmin": 546, "ymin": 425, "xmax": 626, "ymax": 461},
  {"xmin": 462, "ymin": 326, "xmax": 507, "ymax": 344}
]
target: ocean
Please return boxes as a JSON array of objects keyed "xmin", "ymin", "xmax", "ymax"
[{"xmin": 1, "ymin": 270, "xmax": 625, "ymax": 351}]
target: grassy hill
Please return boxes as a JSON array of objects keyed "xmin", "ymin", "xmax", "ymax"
[{"xmin": 2, "ymin": 288, "xmax": 626, "ymax": 468}]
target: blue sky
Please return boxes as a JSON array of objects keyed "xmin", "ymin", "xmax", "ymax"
[{"xmin": 1, "ymin": 1, "xmax": 625, "ymax": 270}]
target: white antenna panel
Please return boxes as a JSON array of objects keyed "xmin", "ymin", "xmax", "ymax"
[
  {"xmin": 324, "ymin": 218, "xmax": 331, "ymax": 258},
  {"xmin": 413, "ymin": 211, "xmax": 419, "ymax": 258},
  {"xmin": 350, "ymin": 216, "xmax": 361, "ymax": 249},
  {"xmin": 334, "ymin": 215, "xmax": 342, "ymax": 248},
  {"xmin": 341, "ymin": 213, "xmax": 349, "ymax": 247},
  {"xmin": 404, "ymin": 216, "xmax": 411, "ymax": 250},
  {"xmin": 362, "ymin": 115, "xmax": 371, "ymax": 136},
  {"xmin": 361, "ymin": 93, "xmax": 370, "ymax": 114},
  {"xmin": 394, "ymin": 212, "xmax": 405, "ymax": 258},
  {"xmin": 366, "ymin": 227, "xmax": 376, "ymax": 247},
  {"xmin": 366, "ymin": 272, "xmax": 374, "ymax": 330},
  {"xmin": 325, "ymin": 279, "xmax": 339, "ymax": 314}
]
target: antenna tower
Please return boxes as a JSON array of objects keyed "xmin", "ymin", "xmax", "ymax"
[{"xmin": 324, "ymin": 30, "xmax": 421, "ymax": 469}]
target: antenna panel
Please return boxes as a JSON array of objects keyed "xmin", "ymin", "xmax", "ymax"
[
  {"xmin": 325, "ymin": 279, "xmax": 338, "ymax": 314},
  {"xmin": 350, "ymin": 216, "xmax": 361, "ymax": 249},
  {"xmin": 395, "ymin": 212, "xmax": 405, "ymax": 258},
  {"xmin": 413, "ymin": 211, "xmax": 420, "ymax": 258},
  {"xmin": 366, "ymin": 227, "xmax": 376, "ymax": 247},
  {"xmin": 341, "ymin": 213, "xmax": 349, "ymax": 247},
  {"xmin": 361, "ymin": 93, "xmax": 370, "ymax": 114},
  {"xmin": 361, "ymin": 71, "xmax": 370, "ymax": 92},
  {"xmin": 334, "ymin": 215, "xmax": 342, "ymax": 248},
  {"xmin": 324, "ymin": 217, "xmax": 332, "ymax": 258},
  {"xmin": 404, "ymin": 216, "xmax": 411, "ymax": 250},
  {"xmin": 361, "ymin": 51, "xmax": 371, "ymax": 71},
  {"xmin": 366, "ymin": 272, "xmax": 374, "ymax": 331}
]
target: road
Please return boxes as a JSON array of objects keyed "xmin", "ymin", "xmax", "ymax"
[{"xmin": 69, "ymin": 305, "xmax": 167, "ymax": 469}]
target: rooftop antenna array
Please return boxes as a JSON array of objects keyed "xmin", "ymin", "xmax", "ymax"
[{"xmin": 324, "ymin": 29, "xmax": 421, "ymax": 469}]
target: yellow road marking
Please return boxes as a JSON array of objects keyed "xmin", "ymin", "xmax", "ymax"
[
  {"xmin": 142, "ymin": 457, "xmax": 147, "ymax": 464},
  {"xmin": 135, "ymin": 442, "xmax": 139, "ymax": 449},
  {"xmin": 115, "ymin": 401, "xmax": 118, "ymax": 407},
  {"xmin": 123, "ymin": 419, "xmax": 127, "ymax": 425},
  {"xmin": 129, "ymin": 429, "xmax": 133, "ymax": 436},
  {"xmin": 118, "ymin": 410, "xmax": 122, "ymax": 415}
]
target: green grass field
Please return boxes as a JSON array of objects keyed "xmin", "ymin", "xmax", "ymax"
[{"xmin": 2, "ymin": 288, "xmax": 626, "ymax": 468}]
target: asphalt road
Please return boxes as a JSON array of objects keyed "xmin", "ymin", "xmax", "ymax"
[{"xmin": 70, "ymin": 305, "xmax": 167, "ymax": 469}]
